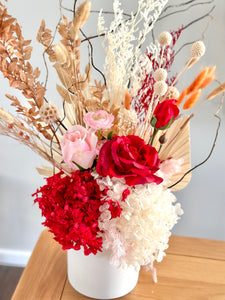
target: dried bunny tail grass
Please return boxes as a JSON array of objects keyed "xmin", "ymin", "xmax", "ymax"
[
  {"xmin": 0, "ymin": 108, "xmax": 14, "ymax": 123},
  {"xmin": 199, "ymin": 66, "xmax": 216, "ymax": 89},
  {"xmin": 72, "ymin": 1, "xmax": 91, "ymax": 40},
  {"xmin": 124, "ymin": 91, "xmax": 131, "ymax": 110},
  {"xmin": 54, "ymin": 44, "xmax": 70, "ymax": 67},
  {"xmin": 207, "ymin": 82, "xmax": 225, "ymax": 100},
  {"xmin": 185, "ymin": 57, "xmax": 200, "ymax": 69},
  {"xmin": 183, "ymin": 89, "xmax": 201, "ymax": 110},
  {"xmin": 186, "ymin": 68, "xmax": 209, "ymax": 95},
  {"xmin": 85, "ymin": 63, "xmax": 91, "ymax": 82},
  {"xmin": 207, "ymin": 66, "xmax": 216, "ymax": 77},
  {"xmin": 199, "ymin": 75, "xmax": 215, "ymax": 89},
  {"xmin": 176, "ymin": 89, "xmax": 187, "ymax": 106}
]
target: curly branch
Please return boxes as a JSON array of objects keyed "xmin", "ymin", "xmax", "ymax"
[{"xmin": 168, "ymin": 93, "xmax": 224, "ymax": 189}]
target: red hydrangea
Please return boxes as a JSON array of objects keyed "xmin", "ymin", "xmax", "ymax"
[{"xmin": 33, "ymin": 170, "xmax": 122, "ymax": 255}]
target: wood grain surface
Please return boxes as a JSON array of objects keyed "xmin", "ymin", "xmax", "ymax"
[{"xmin": 12, "ymin": 230, "xmax": 225, "ymax": 300}]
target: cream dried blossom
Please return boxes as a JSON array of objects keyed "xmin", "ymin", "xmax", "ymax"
[
  {"xmin": 191, "ymin": 41, "xmax": 206, "ymax": 58},
  {"xmin": 154, "ymin": 80, "xmax": 168, "ymax": 96},
  {"xmin": 117, "ymin": 108, "xmax": 138, "ymax": 135},
  {"xmin": 158, "ymin": 31, "xmax": 172, "ymax": 46},
  {"xmin": 167, "ymin": 86, "xmax": 180, "ymax": 99},
  {"xmin": 39, "ymin": 103, "xmax": 59, "ymax": 124},
  {"xmin": 154, "ymin": 68, "xmax": 167, "ymax": 81}
]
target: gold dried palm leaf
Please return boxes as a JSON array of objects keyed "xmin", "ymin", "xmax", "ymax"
[
  {"xmin": 155, "ymin": 116, "xmax": 191, "ymax": 191},
  {"xmin": 36, "ymin": 165, "xmax": 55, "ymax": 176}
]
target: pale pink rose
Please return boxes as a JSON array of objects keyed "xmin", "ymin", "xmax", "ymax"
[
  {"xmin": 83, "ymin": 110, "xmax": 114, "ymax": 130},
  {"xmin": 61, "ymin": 125, "xmax": 98, "ymax": 170}
]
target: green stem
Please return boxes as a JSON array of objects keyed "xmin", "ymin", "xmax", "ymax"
[{"xmin": 150, "ymin": 128, "xmax": 159, "ymax": 146}]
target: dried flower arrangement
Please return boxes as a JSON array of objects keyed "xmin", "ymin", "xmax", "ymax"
[{"xmin": 0, "ymin": 0, "xmax": 223, "ymax": 283}]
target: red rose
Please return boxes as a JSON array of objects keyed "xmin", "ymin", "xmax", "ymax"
[
  {"xmin": 96, "ymin": 135, "xmax": 163, "ymax": 186},
  {"xmin": 152, "ymin": 99, "xmax": 179, "ymax": 129}
]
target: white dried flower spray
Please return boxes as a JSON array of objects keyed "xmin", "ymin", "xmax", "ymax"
[{"xmin": 98, "ymin": 0, "xmax": 168, "ymax": 106}]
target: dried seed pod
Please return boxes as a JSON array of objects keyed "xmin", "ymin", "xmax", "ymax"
[
  {"xmin": 159, "ymin": 134, "xmax": 167, "ymax": 145},
  {"xmin": 191, "ymin": 41, "xmax": 205, "ymax": 58},
  {"xmin": 167, "ymin": 86, "xmax": 180, "ymax": 100},
  {"xmin": 154, "ymin": 81, "xmax": 168, "ymax": 96},
  {"xmin": 158, "ymin": 32, "xmax": 172, "ymax": 46},
  {"xmin": 39, "ymin": 103, "xmax": 59, "ymax": 124},
  {"xmin": 154, "ymin": 68, "xmax": 167, "ymax": 82}
]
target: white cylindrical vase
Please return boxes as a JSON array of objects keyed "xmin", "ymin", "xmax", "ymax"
[{"xmin": 67, "ymin": 249, "xmax": 139, "ymax": 299}]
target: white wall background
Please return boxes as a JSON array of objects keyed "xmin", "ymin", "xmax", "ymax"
[{"xmin": 0, "ymin": 0, "xmax": 225, "ymax": 266}]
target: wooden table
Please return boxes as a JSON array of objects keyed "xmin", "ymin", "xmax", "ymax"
[{"xmin": 12, "ymin": 230, "xmax": 225, "ymax": 300}]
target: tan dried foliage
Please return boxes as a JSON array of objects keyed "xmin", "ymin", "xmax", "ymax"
[{"xmin": 0, "ymin": 3, "xmax": 52, "ymax": 139}]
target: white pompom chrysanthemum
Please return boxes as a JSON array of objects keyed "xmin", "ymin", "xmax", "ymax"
[
  {"xmin": 154, "ymin": 68, "xmax": 167, "ymax": 82},
  {"xmin": 154, "ymin": 80, "xmax": 168, "ymax": 96},
  {"xmin": 158, "ymin": 31, "xmax": 172, "ymax": 46},
  {"xmin": 191, "ymin": 41, "xmax": 205, "ymax": 58},
  {"xmin": 39, "ymin": 103, "xmax": 59, "ymax": 124}
]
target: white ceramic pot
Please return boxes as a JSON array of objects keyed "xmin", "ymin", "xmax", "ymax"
[{"xmin": 67, "ymin": 249, "xmax": 139, "ymax": 299}]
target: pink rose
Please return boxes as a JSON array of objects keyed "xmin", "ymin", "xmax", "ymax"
[
  {"xmin": 83, "ymin": 110, "xmax": 114, "ymax": 130},
  {"xmin": 61, "ymin": 125, "xmax": 98, "ymax": 170}
]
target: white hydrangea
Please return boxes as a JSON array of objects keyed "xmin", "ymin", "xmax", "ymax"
[
  {"xmin": 117, "ymin": 183, "xmax": 183, "ymax": 269},
  {"xmin": 93, "ymin": 173, "xmax": 183, "ymax": 272}
]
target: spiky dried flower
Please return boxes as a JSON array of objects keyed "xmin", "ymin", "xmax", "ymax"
[
  {"xmin": 191, "ymin": 41, "xmax": 205, "ymax": 58},
  {"xmin": 39, "ymin": 103, "xmax": 59, "ymax": 124},
  {"xmin": 154, "ymin": 81, "xmax": 168, "ymax": 96},
  {"xmin": 154, "ymin": 68, "xmax": 167, "ymax": 81},
  {"xmin": 167, "ymin": 86, "xmax": 180, "ymax": 100},
  {"xmin": 158, "ymin": 32, "xmax": 172, "ymax": 46}
]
